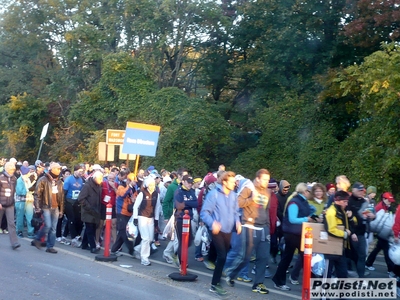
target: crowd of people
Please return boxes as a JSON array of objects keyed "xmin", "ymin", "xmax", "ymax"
[{"xmin": 0, "ymin": 157, "xmax": 399, "ymax": 297}]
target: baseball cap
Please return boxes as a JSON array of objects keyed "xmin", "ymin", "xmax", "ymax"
[
  {"xmin": 92, "ymin": 164, "xmax": 102, "ymax": 170},
  {"xmin": 182, "ymin": 175, "xmax": 194, "ymax": 183},
  {"xmin": 235, "ymin": 174, "xmax": 245, "ymax": 181},
  {"xmin": 352, "ymin": 182, "xmax": 365, "ymax": 191},
  {"xmin": 193, "ymin": 178, "xmax": 202, "ymax": 184},
  {"xmin": 50, "ymin": 162, "xmax": 62, "ymax": 170},
  {"xmin": 20, "ymin": 166, "xmax": 30, "ymax": 175},
  {"xmin": 35, "ymin": 160, "xmax": 45, "ymax": 168},
  {"xmin": 382, "ymin": 192, "xmax": 395, "ymax": 203},
  {"xmin": 163, "ymin": 176, "xmax": 172, "ymax": 183}
]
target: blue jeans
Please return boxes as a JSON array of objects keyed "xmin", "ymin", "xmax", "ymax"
[
  {"xmin": 224, "ymin": 231, "xmax": 248, "ymax": 277},
  {"xmin": 15, "ymin": 201, "xmax": 34, "ymax": 235},
  {"xmin": 36, "ymin": 208, "xmax": 59, "ymax": 249}
]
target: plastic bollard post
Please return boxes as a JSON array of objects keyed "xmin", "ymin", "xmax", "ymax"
[
  {"xmin": 180, "ymin": 210, "xmax": 190, "ymax": 275},
  {"xmin": 302, "ymin": 227, "xmax": 313, "ymax": 300},
  {"xmin": 103, "ymin": 202, "xmax": 112, "ymax": 257}
]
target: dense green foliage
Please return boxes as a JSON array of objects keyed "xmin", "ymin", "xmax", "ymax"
[{"xmin": 1, "ymin": 0, "xmax": 399, "ymax": 195}]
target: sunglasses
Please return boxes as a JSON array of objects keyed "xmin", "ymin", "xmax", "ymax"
[{"xmin": 283, "ymin": 186, "xmax": 291, "ymax": 189}]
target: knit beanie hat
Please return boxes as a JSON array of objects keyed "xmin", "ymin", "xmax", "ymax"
[{"xmin": 366, "ymin": 186, "xmax": 377, "ymax": 195}]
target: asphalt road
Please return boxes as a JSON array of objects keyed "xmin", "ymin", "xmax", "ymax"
[{"xmin": 0, "ymin": 234, "xmax": 393, "ymax": 300}]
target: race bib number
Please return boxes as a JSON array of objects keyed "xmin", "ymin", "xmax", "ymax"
[
  {"xmin": 52, "ymin": 185, "xmax": 58, "ymax": 194},
  {"xmin": 72, "ymin": 190, "xmax": 80, "ymax": 200},
  {"xmin": 5, "ymin": 188, "xmax": 11, "ymax": 197}
]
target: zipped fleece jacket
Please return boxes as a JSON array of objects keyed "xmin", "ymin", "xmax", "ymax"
[
  {"xmin": 201, "ymin": 185, "xmax": 239, "ymax": 234},
  {"xmin": 0, "ymin": 171, "xmax": 17, "ymax": 207}
]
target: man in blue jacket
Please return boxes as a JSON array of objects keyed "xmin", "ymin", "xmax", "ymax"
[{"xmin": 201, "ymin": 171, "xmax": 241, "ymax": 296}]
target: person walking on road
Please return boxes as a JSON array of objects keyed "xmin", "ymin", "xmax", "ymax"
[
  {"xmin": 201, "ymin": 171, "xmax": 241, "ymax": 296},
  {"xmin": 32, "ymin": 162, "xmax": 64, "ymax": 254},
  {"xmin": 0, "ymin": 162, "xmax": 20, "ymax": 249}
]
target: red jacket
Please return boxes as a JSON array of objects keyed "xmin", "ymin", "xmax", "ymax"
[
  {"xmin": 269, "ymin": 192, "xmax": 278, "ymax": 235},
  {"xmin": 375, "ymin": 201, "xmax": 390, "ymax": 213},
  {"xmin": 393, "ymin": 205, "xmax": 400, "ymax": 238}
]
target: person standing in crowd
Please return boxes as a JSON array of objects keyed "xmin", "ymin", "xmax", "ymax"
[
  {"xmin": 32, "ymin": 163, "xmax": 64, "ymax": 253},
  {"xmin": 111, "ymin": 172, "xmax": 136, "ymax": 256},
  {"xmin": 272, "ymin": 183, "xmax": 313, "ymax": 291},
  {"xmin": 173, "ymin": 174, "xmax": 198, "ymax": 266},
  {"xmin": 365, "ymin": 192, "xmax": 395, "ymax": 275},
  {"xmin": 63, "ymin": 165, "xmax": 85, "ymax": 247},
  {"xmin": 201, "ymin": 171, "xmax": 241, "ymax": 296},
  {"xmin": 225, "ymin": 169, "xmax": 277, "ymax": 294},
  {"xmin": 348, "ymin": 182, "xmax": 375, "ymax": 278},
  {"xmin": 133, "ymin": 176, "xmax": 161, "ymax": 266},
  {"xmin": 78, "ymin": 171, "xmax": 103, "ymax": 253},
  {"xmin": 0, "ymin": 162, "xmax": 20, "ymax": 249},
  {"xmin": 15, "ymin": 166, "xmax": 35, "ymax": 237},
  {"xmin": 308, "ymin": 183, "xmax": 328, "ymax": 218},
  {"xmin": 326, "ymin": 183, "xmax": 336, "ymax": 198},
  {"xmin": 274, "ymin": 180, "xmax": 291, "ymax": 264},
  {"xmin": 97, "ymin": 171, "xmax": 118, "ymax": 248},
  {"xmin": 324, "ymin": 190, "xmax": 353, "ymax": 278},
  {"xmin": 162, "ymin": 168, "xmax": 188, "ymax": 264},
  {"xmin": 327, "ymin": 175, "xmax": 351, "ymax": 207}
]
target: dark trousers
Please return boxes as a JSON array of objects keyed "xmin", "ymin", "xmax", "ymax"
[
  {"xmin": 56, "ymin": 215, "xmax": 69, "ymax": 238},
  {"xmin": 394, "ymin": 265, "xmax": 400, "ymax": 288},
  {"xmin": 272, "ymin": 233, "xmax": 301, "ymax": 286},
  {"xmin": 270, "ymin": 226, "xmax": 283, "ymax": 258},
  {"xmin": 211, "ymin": 231, "xmax": 232, "ymax": 286},
  {"xmin": 64, "ymin": 200, "xmax": 82, "ymax": 239},
  {"xmin": 111, "ymin": 214, "xmax": 133, "ymax": 254},
  {"xmin": 208, "ymin": 230, "xmax": 217, "ymax": 263},
  {"xmin": 366, "ymin": 236, "xmax": 394, "ymax": 272},
  {"xmin": 326, "ymin": 252, "xmax": 348, "ymax": 278},
  {"xmin": 350, "ymin": 234, "xmax": 367, "ymax": 278},
  {"xmin": 82, "ymin": 222, "xmax": 97, "ymax": 250}
]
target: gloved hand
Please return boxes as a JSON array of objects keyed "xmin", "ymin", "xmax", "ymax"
[{"xmin": 133, "ymin": 219, "xmax": 138, "ymax": 227}]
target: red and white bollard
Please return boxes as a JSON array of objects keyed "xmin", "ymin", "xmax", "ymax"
[
  {"xmin": 168, "ymin": 210, "xmax": 197, "ymax": 281},
  {"xmin": 95, "ymin": 202, "xmax": 117, "ymax": 262},
  {"xmin": 103, "ymin": 202, "xmax": 113, "ymax": 257},
  {"xmin": 302, "ymin": 227, "xmax": 313, "ymax": 300},
  {"xmin": 180, "ymin": 210, "xmax": 190, "ymax": 275}
]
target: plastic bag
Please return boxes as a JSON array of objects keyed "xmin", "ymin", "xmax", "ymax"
[
  {"xmin": 191, "ymin": 208, "xmax": 199, "ymax": 236},
  {"xmin": 389, "ymin": 242, "xmax": 400, "ymax": 265},
  {"xmin": 370, "ymin": 210, "xmax": 394, "ymax": 240},
  {"xmin": 126, "ymin": 216, "xmax": 138, "ymax": 241},
  {"xmin": 194, "ymin": 224, "xmax": 204, "ymax": 246},
  {"xmin": 162, "ymin": 214, "xmax": 175, "ymax": 240},
  {"xmin": 311, "ymin": 253, "xmax": 325, "ymax": 276}
]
